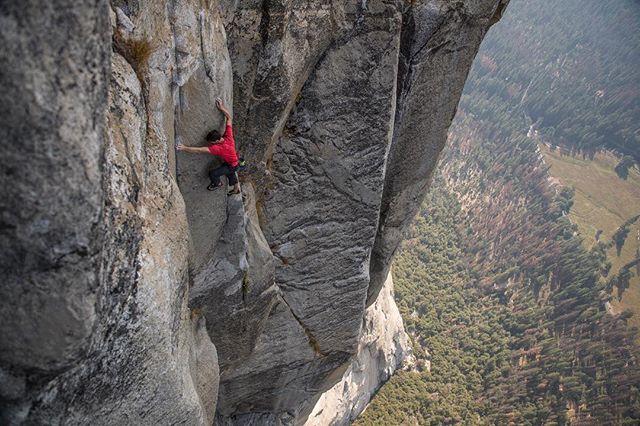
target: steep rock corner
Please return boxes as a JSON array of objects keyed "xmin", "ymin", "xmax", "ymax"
[
  {"xmin": 305, "ymin": 272, "xmax": 412, "ymax": 426},
  {"xmin": 0, "ymin": 0, "xmax": 509, "ymax": 425}
]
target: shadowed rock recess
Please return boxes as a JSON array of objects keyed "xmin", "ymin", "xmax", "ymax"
[{"xmin": 0, "ymin": 0, "xmax": 507, "ymax": 425}]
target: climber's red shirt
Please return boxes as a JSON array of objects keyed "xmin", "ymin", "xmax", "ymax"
[{"xmin": 208, "ymin": 123, "xmax": 239, "ymax": 167}]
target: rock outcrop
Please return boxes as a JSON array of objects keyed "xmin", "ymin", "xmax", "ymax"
[
  {"xmin": 305, "ymin": 272, "xmax": 411, "ymax": 426},
  {"xmin": 0, "ymin": 0, "xmax": 508, "ymax": 425},
  {"xmin": 368, "ymin": 0, "xmax": 511, "ymax": 304},
  {"xmin": 1, "ymin": 2, "xmax": 219, "ymax": 424}
]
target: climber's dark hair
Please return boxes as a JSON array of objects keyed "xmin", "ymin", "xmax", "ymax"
[{"xmin": 206, "ymin": 130, "xmax": 222, "ymax": 142}]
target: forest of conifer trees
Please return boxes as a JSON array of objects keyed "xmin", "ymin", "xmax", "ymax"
[
  {"xmin": 463, "ymin": 0, "xmax": 639, "ymax": 160},
  {"xmin": 357, "ymin": 118, "xmax": 640, "ymax": 425},
  {"xmin": 356, "ymin": 0, "xmax": 640, "ymax": 423}
]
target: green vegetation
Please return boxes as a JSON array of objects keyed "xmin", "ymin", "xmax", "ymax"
[
  {"xmin": 355, "ymin": 183, "xmax": 513, "ymax": 425},
  {"xmin": 613, "ymin": 216, "xmax": 640, "ymax": 256},
  {"xmin": 357, "ymin": 117, "xmax": 640, "ymax": 424},
  {"xmin": 463, "ymin": 0, "xmax": 640, "ymax": 161},
  {"xmin": 616, "ymin": 156, "xmax": 637, "ymax": 180},
  {"xmin": 358, "ymin": 0, "xmax": 640, "ymax": 421},
  {"xmin": 540, "ymin": 146, "xmax": 640, "ymax": 335}
]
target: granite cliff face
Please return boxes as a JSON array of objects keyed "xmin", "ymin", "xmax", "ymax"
[
  {"xmin": 0, "ymin": 0, "xmax": 507, "ymax": 424},
  {"xmin": 305, "ymin": 272, "xmax": 412, "ymax": 426}
]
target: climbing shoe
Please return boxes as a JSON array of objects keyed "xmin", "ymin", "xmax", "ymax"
[{"xmin": 207, "ymin": 182, "xmax": 223, "ymax": 191}]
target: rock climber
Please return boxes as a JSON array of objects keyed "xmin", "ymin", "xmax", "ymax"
[{"xmin": 177, "ymin": 98, "xmax": 241, "ymax": 195}]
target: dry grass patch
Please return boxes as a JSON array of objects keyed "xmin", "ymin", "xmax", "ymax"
[
  {"xmin": 114, "ymin": 34, "xmax": 154, "ymax": 82},
  {"xmin": 540, "ymin": 145, "xmax": 640, "ymax": 336}
]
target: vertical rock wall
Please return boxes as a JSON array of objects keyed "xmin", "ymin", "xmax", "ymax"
[
  {"xmin": 214, "ymin": 1, "xmax": 404, "ymax": 421},
  {"xmin": 1, "ymin": 1, "xmax": 219, "ymax": 424},
  {"xmin": 214, "ymin": 0, "xmax": 509, "ymax": 422},
  {"xmin": 0, "ymin": 0, "xmax": 109, "ymax": 378},
  {"xmin": 0, "ymin": 0, "xmax": 508, "ymax": 425},
  {"xmin": 304, "ymin": 272, "xmax": 412, "ymax": 426},
  {"xmin": 368, "ymin": 0, "xmax": 511, "ymax": 304}
]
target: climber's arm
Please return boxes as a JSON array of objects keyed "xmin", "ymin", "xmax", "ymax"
[
  {"xmin": 176, "ymin": 144, "xmax": 210, "ymax": 154},
  {"xmin": 215, "ymin": 98, "xmax": 232, "ymax": 125}
]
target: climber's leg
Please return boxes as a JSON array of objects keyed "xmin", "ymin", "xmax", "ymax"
[
  {"xmin": 227, "ymin": 168, "xmax": 241, "ymax": 195},
  {"xmin": 208, "ymin": 165, "xmax": 230, "ymax": 191}
]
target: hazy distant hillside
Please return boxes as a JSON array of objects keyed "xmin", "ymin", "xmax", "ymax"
[{"xmin": 463, "ymin": 0, "xmax": 640, "ymax": 160}]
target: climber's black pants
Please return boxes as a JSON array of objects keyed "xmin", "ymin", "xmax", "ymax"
[{"xmin": 209, "ymin": 164, "xmax": 238, "ymax": 186}]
